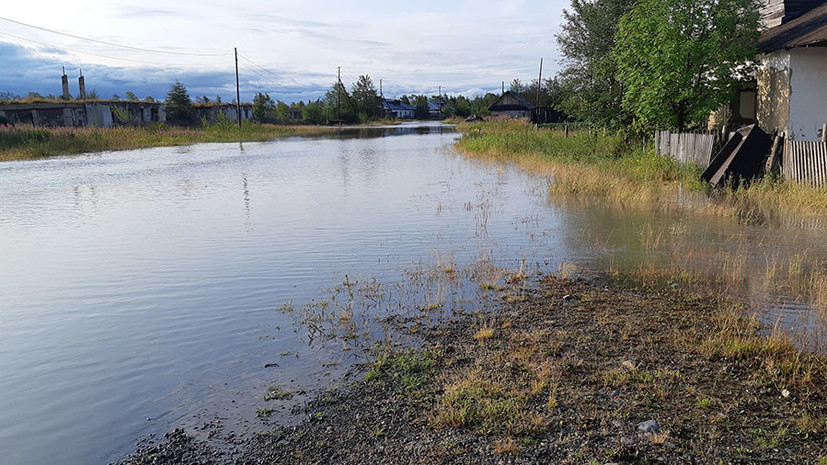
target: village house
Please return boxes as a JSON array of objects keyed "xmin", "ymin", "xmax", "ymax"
[
  {"xmin": 383, "ymin": 99, "xmax": 415, "ymax": 119},
  {"xmin": 488, "ymin": 91, "xmax": 535, "ymax": 119},
  {"xmin": 755, "ymin": 0, "xmax": 827, "ymax": 141}
]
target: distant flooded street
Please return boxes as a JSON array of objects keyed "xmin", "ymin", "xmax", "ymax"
[{"xmin": 2, "ymin": 122, "xmax": 827, "ymax": 465}]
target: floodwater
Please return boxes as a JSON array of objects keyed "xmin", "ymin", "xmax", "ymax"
[{"xmin": 1, "ymin": 122, "xmax": 826, "ymax": 465}]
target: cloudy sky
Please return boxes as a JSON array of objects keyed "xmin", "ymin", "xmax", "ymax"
[{"xmin": 0, "ymin": 1, "xmax": 568, "ymax": 103}]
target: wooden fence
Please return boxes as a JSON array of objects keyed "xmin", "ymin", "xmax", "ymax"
[
  {"xmin": 654, "ymin": 130, "xmax": 718, "ymax": 167},
  {"xmin": 783, "ymin": 140, "xmax": 827, "ymax": 187}
]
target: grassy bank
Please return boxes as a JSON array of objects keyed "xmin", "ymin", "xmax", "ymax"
[
  {"xmin": 456, "ymin": 119, "xmax": 827, "ymax": 221},
  {"xmin": 0, "ymin": 122, "xmax": 335, "ymax": 161}
]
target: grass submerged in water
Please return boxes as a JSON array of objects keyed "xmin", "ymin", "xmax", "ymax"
[{"xmin": 457, "ymin": 119, "xmax": 827, "ymax": 221}]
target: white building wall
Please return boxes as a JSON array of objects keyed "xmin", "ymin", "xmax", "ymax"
[{"xmin": 789, "ymin": 47, "xmax": 827, "ymax": 141}]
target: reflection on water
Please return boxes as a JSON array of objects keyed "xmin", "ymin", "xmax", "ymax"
[{"xmin": 2, "ymin": 121, "xmax": 827, "ymax": 465}]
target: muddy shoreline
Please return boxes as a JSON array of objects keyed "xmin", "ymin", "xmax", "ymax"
[{"xmin": 117, "ymin": 277, "xmax": 827, "ymax": 464}]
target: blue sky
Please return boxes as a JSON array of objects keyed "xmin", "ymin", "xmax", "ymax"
[{"xmin": 0, "ymin": 1, "xmax": 567, "ymax": 103}]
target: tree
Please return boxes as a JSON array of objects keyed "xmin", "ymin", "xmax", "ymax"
[
  {"xmin": 252, "ymin": 92, "xmax": 276, "ymax": 122},
  {"xmin": 324, "ymin": 81, "xmax": 357, "ymax": 123},
  {"xmin": 276, "ymin": 101, "xmax": 290, "ymax": 121},
  {"xmin": 412, "ymin": 95, "xmax": 429, "ymax": 119},
  {"xmin": 615, "ymin": 0, "xmax": 760, "ymax": 130},
  {"xmin": 125, "ymin": 91, "xmax": 139, "ymax": 101},
  {"xmin": 302, "ymin": 99, "xmax": 326, "ymax": 124},
  {"xmin": 165, "ymin": 80, "xmax": 195, "ymax": 124},
  {"xmin": 556, "ymin": 0, "xmax": 635, "ymax": 126},
  {"xmin": 509, "ymin": 79, "xmax": 527, "ymax": 95},
  {"xmin": 351, "ymin": 75, "xmax": 382, "ymax": 120}
]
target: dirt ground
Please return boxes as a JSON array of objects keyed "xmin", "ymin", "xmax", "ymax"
[{"xmin": 118, "ymin": 277, "xmax": 827, "ymax": 464}]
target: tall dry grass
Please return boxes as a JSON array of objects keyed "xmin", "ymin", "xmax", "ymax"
[
  {"xmin": 0, "ymin": 122, "xmax": 333, "ymax": 161},
  {"xmin": 456, "ymin": 119, "xmax": 827, "ymax": 221}
]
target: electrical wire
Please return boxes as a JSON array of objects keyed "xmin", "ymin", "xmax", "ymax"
[
  {"xmin": 237, "ymin": 53, "xmax": 282, "ymax": 79},
  {"xmin": 0, "ymin": 16, "xmax": 231, "ymax": 57},
  {"xmin": 0, "ymin": 31, "xmax": 171, "ymax": 66},
  {"xmin": 0, "ymin": 31, "xmax": 231, "ymax": 67}
]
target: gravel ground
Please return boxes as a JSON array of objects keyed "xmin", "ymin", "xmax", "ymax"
[{"xmin": 117, "ymin": 277, "xmax": 827, "ymax": 464}]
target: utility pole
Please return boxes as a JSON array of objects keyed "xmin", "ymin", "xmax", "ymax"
[
  {"xmin": 235, "ymin": 47, "xmax": 241, "ymax": 129},
  {"xmin": 337, "ymin": 67, "xmax": 341, "ymax": 122},
  {"xmin": 502, "ymin": 81, "xmax": 504, "ymax": 95},
  {"xmin": 438, "ymin": 85, "xmax": 442, "ymax": 117},
  {"xmin": 535, "ymin": 57, "xmax": 544, "ymax": 123}
]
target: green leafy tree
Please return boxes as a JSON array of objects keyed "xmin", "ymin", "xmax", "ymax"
[
  {"xmin": 324, "ymin": 81, "xmax": 357, "ymax": 123},
  {"xmin": 454, "ymin": 96, "xmax": 472, "ymax": 118},
  {"xmin": 470, "ymin": 93, "xmax": 498, "ymax": 117},
  {"xmin": 351, "ymin": 75, "xmax": 382, "ymax": 120},
  {"xmin": 302, "ymin": 99, "xmax": 326, "ymax": 124},
  {"xmin": 165, "ymin": 80, "xmax": 195, "ymax": 124},
  {"xmin": 252, "ymin": 92, "xmax": 276, "ymax": 122},
  {"xmin": 413, "ymin": 95, "xmax": 429, "ymax": 119},
  {"xmin": 615, "ymin": 0, "xmax": 760, "ymax": 130},
  {"xmin": 276, "ymin": 101, "xmax": 290, "ymax": 121},
  {"xmin": 125, "ymin": 91, "xmax": 139, "ymax": 101},
  {"xmin": 556, "ymin": 0, "xmax": 634, "ymax": 127},
  {"xmin": 509, "ymin": 79, "xmax": 527, "ymax": 95}
]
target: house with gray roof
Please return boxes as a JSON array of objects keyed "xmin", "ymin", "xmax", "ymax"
[{"xmin": 383, "ymin": 99, "xmax": 415, "ymax": 119}]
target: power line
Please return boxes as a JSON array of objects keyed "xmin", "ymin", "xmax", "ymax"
[
  {"xmin": 0, "ymin": 32, "xmax": 171, "ymax": 66},
  {"xmin": 0, "ymin": 16, "xmax": 231, "ymax": 57},
  {"xmin": 236, "ymin": 53, "xmax": 282, "ymax": 79}
]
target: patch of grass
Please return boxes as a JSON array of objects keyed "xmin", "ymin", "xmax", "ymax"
[
  {"xmin": 492, "ymin": 437, "xmax": 521, "ymax": 455},
  {"xmin": 696, "ymin": 397, "xmax": 713, "ymax": 408},
  {"xmin": 264, "ymin": 384, "xmax": 293, "ymax": 401},
  {"xmin": 473, "ymin": 327, "xmax": 494, "ymax": 341},
  {"xmin": 365, "ymin": 349, "xmax": 442, "ymax": 391},
  {"xmin": 257, "ymin": 407, "xmax": 274, "ymax": 418}
]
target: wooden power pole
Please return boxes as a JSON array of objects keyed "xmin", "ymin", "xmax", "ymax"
[
  {"xmin": 337, "ymin": 67, "xmax": 341, "ymax": 122},
  {"xmin": 235, "ymin": 47, "xmax": 242, "ymax": 129},
  {"xmin": 536, "ymin": 58, "xmax": 544, "ymax": 109}
]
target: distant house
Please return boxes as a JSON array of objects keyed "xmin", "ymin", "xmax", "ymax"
[
  {"xmin": 427, "ymin": 99, "xmax": 453, "ymax": 119},
  {"xmin": 383, "ymin": 99, "xmax": 415, "ymax": 119},
  {"xmin": 755, "ymin": 0, "xmax": 827, "ymax": 141},
  {"xmin": 488, "ymin": 91, "xmax": 535, "ymax": 119}
]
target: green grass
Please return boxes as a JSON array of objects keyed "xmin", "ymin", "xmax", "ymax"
[
  {"xmin": 365, "ymin": 349, "xmax": 442, "ymax": 391},
  {"xmin": 263, "ymin": 384, "xmax": 293, "ymax": 401},
  {"xmin": 457, "ymin": 119, "xmax": 704, "ymax": 209}
]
